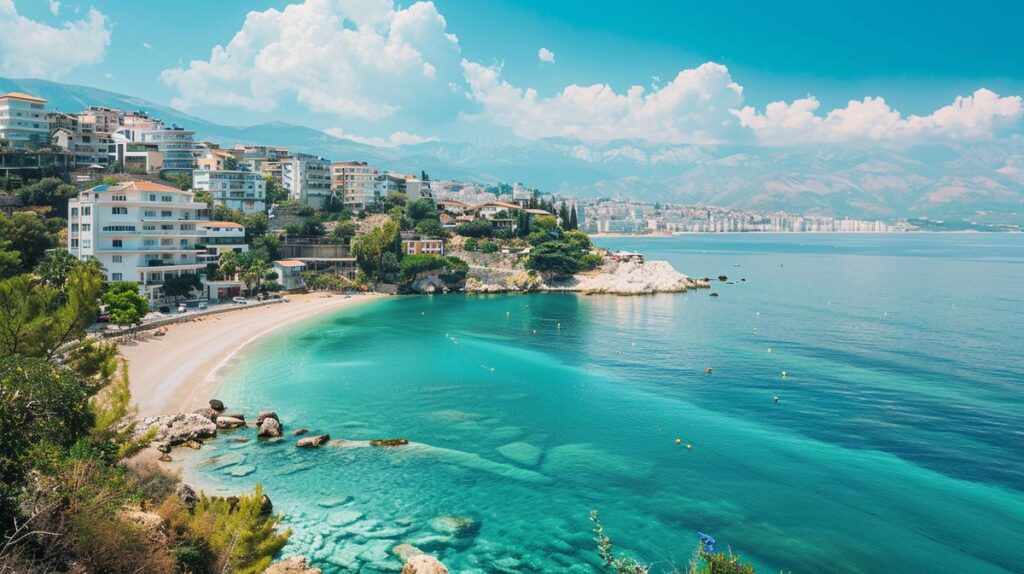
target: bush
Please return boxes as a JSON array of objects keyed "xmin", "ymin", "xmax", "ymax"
[
  {"xmin": 480, "ymin": 240, "xmax": 499, "ymax": 254},
  {"xmin": 463, "ymin": 238, "xmax": 478, "ymax": 251},
  {"xmin": 579, "ymin": 253, "xmax": 605, "ymax": 271},
  {"xmin": 400, "ymin": 254, "xmax": 447, "ymax": 279}
]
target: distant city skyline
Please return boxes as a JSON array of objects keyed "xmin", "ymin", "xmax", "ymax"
[{"xmin": 1, "ymin": 0, "xmax": 1022, "ymax": 148}]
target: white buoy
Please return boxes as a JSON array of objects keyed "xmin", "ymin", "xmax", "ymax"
[
  {"xmin": 781, "ymin": 371, "xmax": 787, "ymax": 379},
  {"xmin": 768, "ymin": 347, "xmax": 772, "ymax": 353}
]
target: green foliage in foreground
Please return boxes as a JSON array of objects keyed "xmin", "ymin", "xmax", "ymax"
[
  {"xmin": 102, "ymin": 281, "xmax": 149, "ymax": 327},
  {"xmin": 591, "ymin": 510, "xmax": 758, "ymax": 574}
]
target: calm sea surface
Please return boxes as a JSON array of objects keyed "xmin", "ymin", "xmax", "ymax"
[{"xmin": 182, "ymin": 233, "xmax": 1024, "ymax": 573}]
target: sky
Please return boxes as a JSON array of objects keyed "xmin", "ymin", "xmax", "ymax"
[{"xmin": 1, "ymin": 0, "xmax": 1023, "ymax": 147}]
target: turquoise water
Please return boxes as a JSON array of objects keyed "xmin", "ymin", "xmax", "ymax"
[{"xmin": 183, "ymin": 233, "xmax": 1024, "ymax": 573}]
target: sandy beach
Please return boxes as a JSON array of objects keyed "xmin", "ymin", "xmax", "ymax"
[{"xmin": 119, "ymin": 293, "xmax": 386, "ymax": 416}]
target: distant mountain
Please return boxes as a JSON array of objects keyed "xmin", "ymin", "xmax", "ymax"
[{"xmin": 4, "ymin": 76, "xmax": 1022, "ymax": 223}]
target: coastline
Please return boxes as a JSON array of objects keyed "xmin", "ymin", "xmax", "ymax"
[{"xmin": 119, "ymin": 292, "xmax": 386, "ymax": 416}]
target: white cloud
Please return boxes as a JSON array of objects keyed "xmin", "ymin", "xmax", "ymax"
[
  {"xmin": 733, "ymin": 89, "xmax": 1024, "ymax": 145},
  {"xmin": 0, "ymin": 0, "xmax": 111, "ymax": 79},
  {"xmin": 48, "ymin": 0, "xmax": 58, "ymax": 15},
  {"xmin": 142, "ymin": 42, "xmax": 153, "ymax": 49},
  {"xmin": 324, "ymin": 127, "xmax": 439, "ymax": 147},
  {"xmin": 461, "ymin": 59, "xmax": 747, "ymax": 144},
  {"xmin": 538, "ymin": 47, "xmax": 555, "ymax": 64},
  {"xmin": 161, "ymin": 0, "xmax": 463, "ymax": 121}
]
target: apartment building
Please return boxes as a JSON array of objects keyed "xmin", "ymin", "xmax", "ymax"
[
  {"xmin": 0, "ymin": 92, "xmax": 51, "ymax": 150},
  {"xmin": 140, "ymin": 127, "xmax": 201, "ymax": 174},
  {"xmin": 283, "ymin": 153, "xmax": 333, "ymax": 208},
  {"xmin": 67, "ymin": 181, "xmax": 212, "ymax": 301},
  {"xmin": 49, "ymin": 112, "xmax": 113, "ymax": 169},
  {"xmin": 192, "ymin": 170, "xmax": 267, "ymax": 214},
  {"xmin": 331, "ymin": 161, "xmax": 381, "ymax": 211}
]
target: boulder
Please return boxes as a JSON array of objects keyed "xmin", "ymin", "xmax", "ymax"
[
  {"xmin": 158, "ymin": 453, "xmax": 172, "ymax": 462},
  {"xmin": 216, "ymin": 416, "xmax": 246, "ymax": 430},
  {"xmin": 209, "ymin": 399, "xmax": 225, "ymax": 411},
  {"xmin": 182, "ymin": 440, "xmax": 203, "ymax": 449},
  {"xmin": 392, "ymin": 544, "xmax": 424, "ymax": 562},
  {"xmin": 263, "ymin": 556, "xmax": 322, "ymax": 574},
  {"xmin": 296, "ymin": 434, "xmax": 330, "ymax": 448},
  {"xmin": 192, "ymin": 407, "xmax": 218, "ymax": 422},
  {"xmin": 401, "ymin": 555, "xmax": 448, "ymax": 574},
  {"xmin": 223, "ymin": 412, "xmax": 246, "ymax": 421},
  {"xmin": 258, "ymin": 417, "xmax": 283, "ymax": 438},
  {"xmin": 176, "ymin": 484, "xmax": 198, "ymax": 510},
  {"xmin": 260, "ymin": 493, "xmax": 273, "ymax": 515},
  {"xmin": 369, "ymin": 438, "xmax": 409, "ymax": 447},
  {"xmin": 293, "ymin": 428, "xmax": 309, "ymax": 436},
  {"xmin": 129, "ymin": 413, "xmax": 217, "ymax": 448},
  {"xmin": 255, "ymin": 411, "xmax": 279, "ymax": 425},
  {"xmin": 428, "ymin": 515, "xmax": 479, "ymax": 538}
]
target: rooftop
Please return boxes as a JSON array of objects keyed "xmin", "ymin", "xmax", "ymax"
[
  {"xmin": 0, "ymin": 92, "xmax": 47, "ymax": 103},
  {"xmin": 274, "ymin": 260, "xmax": 306, "ymax": 268},
  {"xmin": 88, "ymin": 181, "xmax": 183, "ymax": 193},
  {"xmin": 201, "ymin": 221, "xmax": 243, "ymax": 229}
]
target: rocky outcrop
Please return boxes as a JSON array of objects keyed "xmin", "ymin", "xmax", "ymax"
[
  {"xmin": 192, "ymin": 407, "xmax": 218, "ymax": 422},
  {"xmin": 258, "ymin": 417, "xmax": 283, "ymax": 438},
  {"xmin": 176, "ymin": 483, "xmax": 198, "ymax": 510},
  {"xmin": 263, "ymin": 556, "xmax": 322, "ymax": 574},
  {"xmin": 216, "ymin": 416, "xmax": 246, "ymax": 430},
  {"xmin": 401, "ymin": 555, "xmax": 448, "ymax": 574},
  {"xmin": 465, "ymin": 259, "xmax": 709, "ymax": 295},
  {"xmin": 369, "ymin": 438, "xmax": 409, "ymax": 447},
  {"xmin": 130, "ymin": 413, "xmax": 217, "ymax": 451},
  {"xmin": 296, "ymin": 434, "xmax": 330, "ymax": 448}
]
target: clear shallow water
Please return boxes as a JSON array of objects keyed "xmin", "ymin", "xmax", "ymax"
[{"xmin": 182, "ymin": 233, "xmax": 1024, "ymax": 574}]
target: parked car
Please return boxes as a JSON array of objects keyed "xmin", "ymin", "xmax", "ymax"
[{"xmin": 232, "ymin": 296, "xmax": 249, "ymax": 305}]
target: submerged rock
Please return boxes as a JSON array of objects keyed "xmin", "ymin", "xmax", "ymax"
[
  {"xmin": 428, "ymin": 515, "xmax": 479, "ymax": 538},
  {"xmin": 495, "ymin": 441, "xmax": 542, "ymax": 466},
  {"xmin": 401, "ymin": 554, "xmax": 448, "ymax": 574},
  {"xmin": 369, "ymin": 438, "xmax": 409, "ymax": 447},
  {"xmin": 317, "ymin": 495, "xmax": 352, "ymax": 508},
  {"xmin": 258, "ymin": 417, "xmax": 283, "ymax": 438},
  {"xmin": 392, "ymin": 543, "xmax": 423, "ymax": 562},
  {"xmin": 327, "ymin": 509, "xmax": 363, "ymax": 527},
  {"xmin": 263, "ymin": 556, "xmax": 322, "ymax": 574},
  {"xmin": 294, "ymin": 428, "xmax": 309, "ymax": 436},
  {"xmin": 297, "ymin": 434, "xmax": 330, "ymax": 448}
]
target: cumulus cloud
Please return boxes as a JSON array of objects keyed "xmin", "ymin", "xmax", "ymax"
[
  {"xmin": 325, "ymin": 127, "xmax": 439, "ymax": 147},
  {"xmin": 48, "ymin": 0, "xmax": 58, "ymax": 15},
  {"xmin": 733, "ymin": 89, "xmax": 1024, "ymax": 145},
  {"xmin": 161, "ymin": 0, "xmax": 463, "ymax": 121},
  {"xmin": 538, "ymin": 47, "xmax": 555, "ymax": 64},
  {"xmin": 0, "ymin": 0, "xmax": 111, "ymax": 79},
  {"xmin": 461, "ymin": 59, "xmax": 747, "ymax": 144}
]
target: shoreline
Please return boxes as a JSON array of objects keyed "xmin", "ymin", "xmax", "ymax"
[{"xmin": 120, "ymin": 292, "xmax": 386, "ymax": 416}]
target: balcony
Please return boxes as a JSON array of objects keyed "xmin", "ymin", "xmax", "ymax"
[
  {"xmin": 137, "ymin": 261, "xmax": 206, "ymax": 269},
  {"xmin": 101, "ymin": 229, "xmax": 208, "ymax": 236},
  {"xmin": 96, "ymin": 246, "xmax": 204, "ymax": 253}
]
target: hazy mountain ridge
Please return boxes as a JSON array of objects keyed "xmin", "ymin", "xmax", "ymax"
[{"xmin": 4, "ymin": 77, "xmax": 1022, "ymax": 223}]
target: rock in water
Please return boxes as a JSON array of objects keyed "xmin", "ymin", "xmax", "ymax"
[
  {"xmin": 428, "ymin": 515, "xmax": 479, "ymax": 538},
  {"xmin": 263, "ymin": 556, "xmax": 322, "ymax": 574},
  {"xmin": 293, "ymin": 428, "xmax": 309, "ymax": 436},
  {"xmin": 256, "ymin": 410, "xmax": 279, "ymax": 425},
  {"xmin": 192, "ymin": 407, "xmax": 218, "ymax": 421},
  {"xmin": 223, "ymin": 412, "xmax": 246, "ymax": 421},
  {"xmin": 369, "ymin": 438, "xmax": 409, "ymax": 447},
  {"xmin": 209, "ymin": 399, "xmax": 225, "ymax": 411},
  {"xmin": 258, "ymin": 417, "xmax": 283, "ymax": 438},
  {"xmin": 297, "ymin": 434, "xmax": 330, "ymax": 448},
  {"xmin": 216, "ymin": 416, "xmax": 246, "ymax": 430},
  {"xmin": 401, "ymin": 555, "xmax": 448, "ymax": 574},
  {"xmin": 392, "ymin": 544, "xmax": 424, "ymax": 562}
]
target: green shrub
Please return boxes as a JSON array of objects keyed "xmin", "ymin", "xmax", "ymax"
[
  {"xmin": 455, "ymin": 220, "xmax": 494, "ymax": 238},
  {"xmin": 463, "ymin": 238, "xmax": 478, "ymax": 251},
  {"xmin": 480, "ymin": 240, "xmax": 499, "ymax": 254},
  {"xmin": 579, "ymin": 253, "xmax": 605, "ymax": 271}
]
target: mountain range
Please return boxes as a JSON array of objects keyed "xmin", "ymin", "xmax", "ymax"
[{"xmin": 3, "ymin": 76, "xmax": 1022, "ymax": 224}]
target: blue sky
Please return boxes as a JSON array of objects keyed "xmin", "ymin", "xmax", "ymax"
[{"xmin": 1, "ymin": 0, "xmax": 1022, "ymax": 146}]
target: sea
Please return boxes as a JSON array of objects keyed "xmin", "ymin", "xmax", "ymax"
[{"xmin": 179, "ymin": 233, "xmax": 1024, "ymax": 574}]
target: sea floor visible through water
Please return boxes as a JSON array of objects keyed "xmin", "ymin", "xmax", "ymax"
[{"xmin": 174, "ymin": 233, "xmax": 1024, "ymax": 574}]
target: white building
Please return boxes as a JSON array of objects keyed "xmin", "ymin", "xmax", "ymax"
[
  {"xmin": 331, "ymin": 161, "xmax": 382, "ymax": 212},
  {"xmin": 139, "ymin": 127, "xmax": 201, "ymax": 175},
  {"xmin": 67, "ymin": 181, "xmax": 213, "ymax": 302},
  {"xmin": 283, "ymin": 154, "xmax": 332, "ymax": 208},
  {"xmin": 193, "ymin": 170, "xmax": 267, "ymax": 214},
  {"xmin": 0, "ymin": 92, "xmax": 51, "ymax": 150},
  {"xmin": 272, "ymin": 260, "xmax": 306, "ymax": 290}
]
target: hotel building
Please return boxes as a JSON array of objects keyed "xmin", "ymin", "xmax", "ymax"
[
  {"xmin": 0, "ymin": 92, "xmax": 51, "ymax": 150},
  {"xmin": 331, "ymin": 161, "xmax": 382, "ymax": 212},
  {"xmin": 283, "ymin": 153, "xmax": 333, "ymax": 208},
  {"xmin": 192, "ymin": 170, "xmax": 267, "ymax": 214}
]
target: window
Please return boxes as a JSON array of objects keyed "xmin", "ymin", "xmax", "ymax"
[
  {"xmin": 144, "ymin": 210, "xmax": 156, "ymax": 217},
  {"xmin": 81, "ymin": 224, "xmax": 91, "ymax": 231},
  {"xmin": 111, "ymin": 273, "xmax": 123, "ymax": 281},
  {"xmin": 101, "ymin": 225, "xmax": 136, "ymax": 232},
  {"xmin": 112, "ymin": 255, "xmax": 123, "ymax": 263},
  {"xmin": 111, "ymin": 207, "xmax": 127, "ymax": 215},
  {"xmin": 82, "ymin": 240, "xmax": 91, "ymax": 248},
  {"xmin": 71, "ymin": 223, "xmax": 79, "ymax": 232},
  {"xmin": 149, "ymin": 194, "xmax": 156, "ymax": 201},
  {"xmin": 112, "ymin": 240, "xmax": 122, "ymax": 248},
  {"xmin": 161, "ymin": 195, "xmax": 173, "ymax": 202},
  {"xmin": 161, "ymin": 210, "xmax": 172, "ymax": 217},
  {"xmin": 82, "ymin": 207, "xmax": 91, "ymax": 216},
  {"xmin": 71, "ymin": 238, "xmax": 79, "ymax": 247},
  {"xmin": 71, "ymin": 207, "xmax": 78, "ymax": 216},
  {"xmin": 111, "ymin": 194, "xmax": 127, "ymax": 201}
]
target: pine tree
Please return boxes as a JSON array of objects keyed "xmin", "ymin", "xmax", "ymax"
[{"xmin": 568, "ymin": 204, "xmax": 579, "ymax": 230}]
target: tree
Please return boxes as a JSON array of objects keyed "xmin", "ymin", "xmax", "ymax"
[
  {"xmin": 101, "ymin": 282, "xmax": 148, "ymax": 328},
  {"xmin": 463, "ymin": 238, "xmax": 478, "ymax": 252},
  {"xmin": 165, "ymin": 173, "xmax": 192, "ymax": 191},
  {"xmin": 15, "ymin": 177, "xmax": 78, "ymax": 217},
  {"xmin": 455, "ymin": 219, "xmax": 494, "ymax": 238},
  {"xmin": 162, "ymin": 274, "xmax": 202, "ymax": 302},
  {"xmin": 415, "ymin": 219, "xmax": 444, "ymax": 237},
  {"xmin": 408, "ymin": 199, "xmax": 438, "ymax": 222},
  {"xmin": 33, "ymin": 248, "xmax": 81, "ymax": 289},
  {"xmin": 567, "ymin": 204, "xmax": 579, "ymax": 230},
  {"xmin": 351, "ymin": 219, "xmax": 399, "ymax": 278},
  {"xmin": 0, "ymin": 239, "xmax": 20, "ymax": 280},
  {"xmin": 526, "ymin": 241, "xmax": 580, "ymax": 277},
  {"xmin": 0, "ymin": 212, "xmax": 54, "ymax": 270},
  {"xmin": 224, "ymin": 156, "xmax": 239, "ymax": 170},
  {"xmin": 264, "ymin": 175, "xmax": 287, "ymax": 204},
  {"xmin": 0, "ymin": 267, "xmax": 102, "ymax": 359},
  {"xmin": 250, "ymin": 234, "xmax": 282, "ymax": 260},
  {"xmin": 329, "ymin": 221, "xmax": 357, "ymax": 244},
  {"xmin": 239, "ymin": 257, "xmax": 271, "ymax": 294},
  {"xmin": 218, "ymin": 250, "xmax": 241, "ymax": 280}
]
